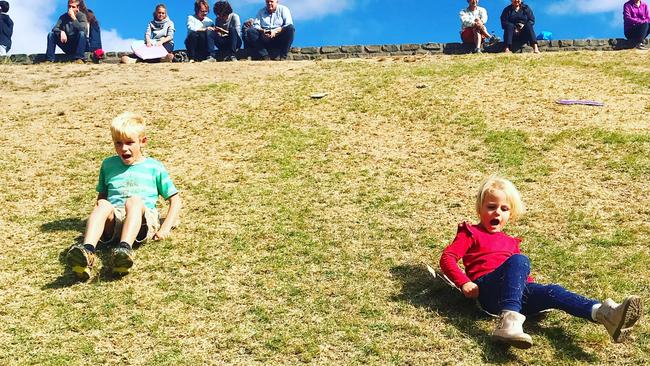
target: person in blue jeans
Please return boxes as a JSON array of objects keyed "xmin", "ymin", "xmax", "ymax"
[
  {"xmin": 500, "ymin": 0, "xmax": 540, "ymax": 53},
  {"xmin": 210, "ymin": 1, "xmax": 242, "ymax": 61},
  {"xmin": 45, "ymin": 0, "xmax": 88, "ymax": 62},
  {"xmin": 243, "ymin": 0, "xmax": 295, "ymax": 60},
  {"xmin": 440, "ymin": 175, "xmax": 643, "ymax": 349}
]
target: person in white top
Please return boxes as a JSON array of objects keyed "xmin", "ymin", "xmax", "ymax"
[
  {"xmin": 459, "ymin": 0, "xmax": 492, "ymax": 53},
  {"xmin": 243, "ymin": 0, "xmax": 295, "ymax": 60},
  {"xmin": 185, "ymin": 0, "xmax": 215, "ymax": 61}
]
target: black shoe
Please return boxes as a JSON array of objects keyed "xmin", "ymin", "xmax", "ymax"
[{"xmin": 111, "ymin": 243, "xmax": 134, "ymax": 275}]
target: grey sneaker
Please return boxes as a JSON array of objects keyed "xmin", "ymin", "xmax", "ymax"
[
  {"xmin": 635, "ymin": 43, "xmax": 648, "ymax": 51},
  {"xmin": 203, "ymin": 56, "xmax": 217, "ymax": 63},
  {"xmin": 595, "ymin": 296, "xmax": 642, "ymax": 342},
  {"xmin": 491, "ymin": 311, "xmax": 533, "ymax": 349},
  {"xmin": 225, "ymin": 55, "xmax": 238, "ymax": 62}
]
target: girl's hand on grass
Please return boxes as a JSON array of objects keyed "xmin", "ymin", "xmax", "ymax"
[{"xmin": 461, "ymin": 282, "xmax": 479, "ymax": 299}]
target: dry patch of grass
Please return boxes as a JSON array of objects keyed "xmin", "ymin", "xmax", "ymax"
[{"xmin": 0, "ymin": 52, "xmax": 648, "ymax": 365}]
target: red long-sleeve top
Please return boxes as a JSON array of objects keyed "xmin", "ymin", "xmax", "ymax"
[{"xmin": 439, "ymin": 222, "xmax": 533, "ymax": 288}]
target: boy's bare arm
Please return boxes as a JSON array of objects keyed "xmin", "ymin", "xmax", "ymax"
[{"xmin": 153, "ymin": 193, "xmax": 181, "ymax": 240}]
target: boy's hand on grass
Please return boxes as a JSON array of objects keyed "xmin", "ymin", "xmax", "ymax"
[
  {"xmin": 461, "ymin": 282, "xmax": 479, "ymax": 299},
  {"xmin": 153, "ymin": 228, "xmax": 171, "ymax": 241}
]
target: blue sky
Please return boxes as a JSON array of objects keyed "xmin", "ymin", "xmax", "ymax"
[{"xmin": 9, "ymin": 0, "xmax": 626, "ymax": 54}]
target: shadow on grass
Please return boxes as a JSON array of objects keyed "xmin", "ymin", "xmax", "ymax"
[
  {"xmin": 40, "ymin": 217, "xmax": 86, "ymax": 232},
  {"xmin": 390, "ymin": 264, "xmax": 597, "ymax": 364}
]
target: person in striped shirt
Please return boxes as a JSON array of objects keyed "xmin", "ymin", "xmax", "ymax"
[{"xmin": 66, "ymin": 112, "xmax": 182, "ymax": 280}]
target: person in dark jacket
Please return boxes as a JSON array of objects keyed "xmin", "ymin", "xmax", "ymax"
[
  {"xmin": 45, "ymin": 0, "xmax": 89, "ymax": 62},
  {"xmin": 500, "ymin": 0, "xmax": 540, "ymax": 53},
  {"xmin": 0, "ymin": 1, "xmax": 12, "ymax": 56}
]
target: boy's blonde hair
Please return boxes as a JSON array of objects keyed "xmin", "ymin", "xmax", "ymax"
[
  {"xmin": 110, "ymin": 112, "xmax": 146, "ymax": 141},
  {"xmin": 475, "ymin": 175, "xmax": 526, "ymax": 221}
]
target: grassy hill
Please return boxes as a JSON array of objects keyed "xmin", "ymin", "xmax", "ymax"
[{"xmin": 0, "ymin": 51, "xmax": 648, "ymax": 365}]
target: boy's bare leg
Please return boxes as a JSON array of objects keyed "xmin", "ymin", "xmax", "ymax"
[
  {"xmin": 83, "ymin": 199, "xmax": 115, "ymax": 247},
  {"xmin": 112, "ymin": 196, "xmax": 145, "ymax": 275},
  {"xmin": 120, "ymin": 196, "xmax": 146, "ymax": 245},
  {"xmin": 474, "ymin": 29, "xmax": 482, "ymax": 49}
]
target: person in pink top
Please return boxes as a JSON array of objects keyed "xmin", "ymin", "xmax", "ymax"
[
  {"xmin": 624, "ymin": 0, "xmax": 650, "ymax": 50},
  {"xmin": 440, "ymin": 175, "xmax": 643, "ymax": 349}
]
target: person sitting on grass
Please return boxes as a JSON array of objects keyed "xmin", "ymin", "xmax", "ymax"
[
  {"xmin": 243, "ymin": 0, "xmax": 295, "ymax": 61},
  {"xmin": 0, "ymin": 1, "xmax": 13, "ymax": 57},
  {"xmin": 209, "ymin": 0, "xmax": 242, "ymax": 61},
  {"xmin": 82, "ymin": 8, "xmax": 104, "ymax": 62},
  {"xmin": 439, "ymin": 175, "xmax": 642, "ymax": 349},
  {"xmin": 500, "ymin": 0, "xmax": 540, "ymax": 54},
  {"xmin": 623, "ymin": 0, "xmax": 650, "ymax": 50},
  {"xmin": 45, "ymin": 0, "xmax": 88, "ymax": 63},
  {"xmin": 185, "ymin": 0, "xmax": 215, "ymax": 62},
  {"xmin": 459, "ymin": 0, "xmax": 492, "ymax": 53},
  {"xmin": 66, "ymin": 112, "xmax": 182, "ymax": 281},
  {"xmin": 120, "ymin": 4, "xmax": 175, "ymax": 64}
]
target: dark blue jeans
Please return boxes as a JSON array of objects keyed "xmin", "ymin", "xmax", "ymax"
[
  {"xmin": 185, "ymin": 31, "xmax": 212, "ymax": 61},
  {"xmin": 212, "ymin": 24, "xmax": 242, "ymax": 58},
  {"xmin": 244, "ymin": 24, "xmax": 295, "ymax": 58},
  {"xmin": 625, "ymin": 23, "xmax": 650, "ymax": 45},
  {"xmin": 503, "ymin": 22, "xmax": 537, "ymax": 48},
  {"xmin": 475, "ymin": 254, "xmax": 598, "ymax": 320},
  {"xmin": 46, "ymin": 31, "xmax": 87, "ymax": 61}
]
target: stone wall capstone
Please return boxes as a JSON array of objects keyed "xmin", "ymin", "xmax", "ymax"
[{"xmin": 0, "ymin": 38, "xmax": 647, "ymax": 64}]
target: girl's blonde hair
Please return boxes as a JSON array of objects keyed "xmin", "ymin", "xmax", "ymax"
[
  {"xmin": 475, "ymin": 175, "xmax": 526, "ymax": 221},
  {"xmin": 110, "ymin": 112, "xmax": 146, "ymax": 142}
]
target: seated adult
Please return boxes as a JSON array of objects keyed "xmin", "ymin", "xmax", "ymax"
[
  {"xmin": 210, "ymin": 1, "xmax": 242, "ymax": 61},
  {"xmin": 243, "ymin": 0, "xmax": 295, "ymax": 60},
  {"xmin": 84, "ymin": 9, "xmax": 104, "ymax": 61},
  {"xmin": 45, "ymin": 0, "xmax": 88, "ymax": 63},
  {"xmin": 459, "ymin": 0, "xmax": 491, "ymax": 53},
  {"xmin": 146, "ymin": 4, "xmax": 175, "ymax": 53},
  {"xmin": 121, "ymin": 4, "xmax": 175, "ymax": 64},
  {"xmin": 0, "ymin": 0, "xmax": 12, "ymax": 57},
  {"xmin": 624, "ymin": 0, "xmax": 650, "ymax": 50},
  {"xmin": 185, "ymin": 0, "xmax": 215, "ymax": 62},
  {"xmin": 500, "ymin": 0, "xmax": 540, "ymax": 54}
]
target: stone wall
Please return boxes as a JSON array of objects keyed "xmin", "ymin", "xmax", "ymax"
[{"xmin": 1, "ymin": 38, "xmax": 647, "ymax": 64}]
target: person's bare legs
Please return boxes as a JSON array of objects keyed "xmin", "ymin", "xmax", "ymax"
[
  {"xmin": 474, "ymin": 29, "xmax": 482, "ymax": 50},
  {"xmin": 532, "ymin": 43, "xmax": 540, "ymax": 54},
  {"xmin": 67, "ymin": 199, "xmax": 114, "ymax": 280},
  {"xmin": 119, "ymin": 196, "xmax": 146, "ymax": 245},
  {"xmin": 112, "ymin": 196, "xmax": 146, "ymax": 274},
  {"xmin": 83, "ymin": 199, "xmax": 115, "ymax": 247}
]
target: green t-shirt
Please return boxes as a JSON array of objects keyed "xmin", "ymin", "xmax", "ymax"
[{"xmin": 96, "ymin": 156, "xmax": 178, "ymax": 210}]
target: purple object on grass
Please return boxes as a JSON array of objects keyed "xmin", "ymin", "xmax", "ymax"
[{"xmin": 556, "ymin": 99, "xmax": 604, "ymax": 106}]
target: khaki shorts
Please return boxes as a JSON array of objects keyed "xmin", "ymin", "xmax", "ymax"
[{"xmin": 100, "ymin": 206, "xmax": 161, "ymax": 245}]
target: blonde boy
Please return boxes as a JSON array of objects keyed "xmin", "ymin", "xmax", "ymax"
[{"xmin": 67, "ymin": 112, "xmax": 182, "ymax": 280}]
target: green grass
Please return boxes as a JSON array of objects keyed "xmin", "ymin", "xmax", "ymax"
[{"xmin": 0, "ymin": 52, "xmax": 648, "ymax": 365}]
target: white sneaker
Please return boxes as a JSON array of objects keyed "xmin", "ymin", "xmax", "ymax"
[
  {"xmin": 491, "ymin": 311, "xmax": 533, "ymax": 349},
  {"xmin": 595, "ymin": 296, "xmax": 642, "ymax": 342}
]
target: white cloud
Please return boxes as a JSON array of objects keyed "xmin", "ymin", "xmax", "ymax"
[
  {"xmin": 101, "ymin": 29, "xmax": 139, "ymax": 52},
  {"xmin": 6, "ymin": 0, "xmax": 137, "ymax": 54},
  {"xmin": 240, "ymin": 0, "xmax": 354, "ymax": 20},
  {"xmin": 546, "ymin": 1, "xmax": 621, "ymax": 15}
]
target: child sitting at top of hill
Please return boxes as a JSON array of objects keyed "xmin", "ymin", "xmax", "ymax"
[
  {"xmin": 66, "ymin": 112, "xmax": 182, "ymax": 280},
  {"xmin": 439, "ymin": 175, "xmax": 642, "ymax": 349},
  {"xmin": 0, "ymin": 1, "xmax": 13, "ymax": 56}
]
